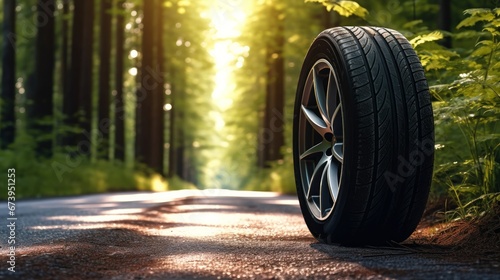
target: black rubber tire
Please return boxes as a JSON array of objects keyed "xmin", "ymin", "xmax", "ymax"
[{"xmin": 293, "ymin": 26, "xmax": 434, "ymax": 245}]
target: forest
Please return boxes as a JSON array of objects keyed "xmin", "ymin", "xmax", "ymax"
[{"xmin": 0, "ymin": 0, "xmax": 499, "ymax": 219}]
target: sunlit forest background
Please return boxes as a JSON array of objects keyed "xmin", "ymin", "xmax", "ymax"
[{"xmin": 1, "ymin": 0, "xmax": 499, "ymax": 218}]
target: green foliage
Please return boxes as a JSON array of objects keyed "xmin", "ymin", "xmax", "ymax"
[
  {"xmin": 0, "ymin": 135, "xmax": 152, "ymax": 199},
  {"xmin": 428, "ymin": 8, "xmax": 500, "ymax": 220},
  {"xmin": 0, "ymin": 134, "xmax": 198, "ymax": 199},
  {"xmin": 305, "ymin": 0, "xmax": 368, "ymax": 18},
  {"xmin": 242, "ymin": 150, "xmax": 296, "ymax": 194},
  {"xmin": 409, "ymin": 31, "xmax": 444, "ymax": 48},
  {"xmin": 457, "ymin": 8, "xmax": 499, "ymax": 29}
]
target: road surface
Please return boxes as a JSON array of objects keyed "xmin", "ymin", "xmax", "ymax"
[{"xmin": 1, "ymin": 189, "xmax": 499, "ymax": 279}]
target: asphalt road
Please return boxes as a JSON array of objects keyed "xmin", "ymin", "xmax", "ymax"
[{"xmin": 1, "ymin": 189, "xmax": 499, "ymax": 279}]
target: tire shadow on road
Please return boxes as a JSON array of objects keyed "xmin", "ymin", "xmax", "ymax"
[{"xmin": 309, "ymin": 237, "xmax": 500, "ymax": 279}]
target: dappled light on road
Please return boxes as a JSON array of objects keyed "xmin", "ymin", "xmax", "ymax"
[
  {"xmin": 3, "ymin": 190, "xmax": 499, "ymax": 279},
  {"xmin": 16, "ymin": 189, "xmax": 301, "ymax": 244}
]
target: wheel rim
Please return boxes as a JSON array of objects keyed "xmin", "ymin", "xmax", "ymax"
[{"xmin": 298, "ymin": 59, "xmax": 344, "ymax": 221}]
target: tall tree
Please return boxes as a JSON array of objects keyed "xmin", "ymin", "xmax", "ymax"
[
  {"xmin": 114, "ymin": 0, "xmax": 125, "ymax": 161},
  {"xmin": 154, "ymin": 1, "xmax": 165, "ymax": 171},
  {"xmin": 257, "ymin": 4, "xmax": 285, "ymax": 168},
  {"xmin": 1, "ymin": 0, "xmax": 16, "ymax": 149},
  {"xmin": 168, "ymin": 78, "xmax": 185, "ymax": 179},
  {"xmin": 60, "ymin": 0, "xmax": 70, "ymax": 146},
  {"xmin": 27, "ymin": 0, "xmax": 55, "ymax": 157},
  {"xmin": 438, "ymin": 0, "xmax": 452, "ymax": 48},
  {"xmin": 98, "ymin": 0, "xmax": 112, "ymax": 158},
  {"xmin": 136, "ymin": 0, "xmax": 164, "ymax": 173},
  {"xmin": 64, "ymin": 0, "xmax": 94, "ymax": 148},
  {"xmin": 322, "ymin": 7, "xmax": 341, "ymax": 29}
]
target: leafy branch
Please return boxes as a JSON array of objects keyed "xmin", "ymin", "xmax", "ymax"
[{"xmin": 305, "ymin": 0, "xmax": 368, "ymax": 18}]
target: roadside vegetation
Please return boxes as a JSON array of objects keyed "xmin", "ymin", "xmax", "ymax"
[{"xmin": 412, "ymin": 7, "xmax": 500, "ymax": 221}]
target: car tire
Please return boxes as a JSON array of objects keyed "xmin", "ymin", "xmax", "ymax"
[{"xmin": 293, "ymin": 26, "xmax": 434, "ymax": 244}]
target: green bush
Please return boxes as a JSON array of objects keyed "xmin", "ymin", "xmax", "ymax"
[
  {"xmin": 0, "ymin": 134, "xmax": 187, "ymax": 199},
  {"xmin": 422, "ymin": 8, "xmax": 500, "ymax": 219}
]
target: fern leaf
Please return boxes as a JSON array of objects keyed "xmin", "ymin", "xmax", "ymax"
[
  {"xmin": 476, "ymin": 40, "xmax": 494, "ymax": 47},
  {"xmin": 457, "ymin": 10, "xmax": 495, "ymax": 29},
  {"xmin": 455, "ymin": 30, "xmax": 482, "ymax": 39},
  {"xmin": 489, "ymin": 19, "xmax": 500, "ymax": 28},
  {"xmin": 495, "ymin": 7, "xmax": 500, "ymax": 16},
  {"xmin": 334, "ymin": 1, "xmax": 368, "ymax": 18},
  {"xmin": 472, "ymin": 45, "xmax": 493, "ymax": 57},
  {"xmin": 463, "ymin": 8, "xmax": 492, "ymax": 15},
  {"xmin": 410, "ymin": 31, "xmax": 444, "ymax": 48},
  {"xmin": 305, "ymin": 0, "xmax": 368, "ymax": 18}
]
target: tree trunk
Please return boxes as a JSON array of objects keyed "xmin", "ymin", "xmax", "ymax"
[
  {"xmin": 167, "ymin": 79, "xmax": 185, "ymax": 179},
  {"xmin": 114, "ymin": 0, "xmax": 125, "ymax": 161},
  {"xmin": 59, "ymin": 0, "xmax": 69, "ymax": 147},
  {"xmin": 65, "ymin": 0, "xmax": 94, "ymax": 149},
  {"xmin": 61, "ymin": 0, "xmax": 69, "ymax": 99},
  {"xmin": 438, "ymin": 0, "xmax": 452, "ymax": 48},
  {"xmin": 323, "ymin": 8, "xmax": 341, "ymax": 29},
  {"xmin": 27, "ymin": 0, "xmax": 55, "ymax": 157},
  {"xmin": 63, "ymin": 0, "xmax": 94, "ymax": 151},
  {"xmin": 78, "ymin": 0, "xmax": 94, "ymax": 145},
  {"xmin": 136, "ymin": 0, "xmax": 154, "ymax": 169},
  {"xmin": 257, "ymin": 5, "xmax": 285, "ymax": 168},
  {"xmin": 136, "ymin": 0, "xmax": 164, "ymax": 173},
  {"xmin": 167, "ymin": 100, "xmax": 176, "ymax": 178},
  {"xmin": 98, "ymin": 0, "xmax": 112, "ymax": 159},
  {"xmin": 1, "ymin": 0, "xmax": 16, "ymax": 149},
  {"xmin": 153, "ymin": 1, "xmax": 165, "ymax": 173},
  {"xmin": 174, "ymin": 113, "xmax": 185, "ymax": 179},
  {"xmin": 63, "ymin": 1, "xmax": 81, "ymax": 147}
]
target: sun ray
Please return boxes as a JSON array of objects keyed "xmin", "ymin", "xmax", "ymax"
[
  {"xmin": 201, "ymin": 0, "xmax": 252, "ymax": 188},
  {"xmin": 208, "ymin": 0, "xmax": 251, "ymax": 124}
]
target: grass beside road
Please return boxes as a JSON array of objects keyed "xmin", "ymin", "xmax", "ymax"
[{"xmin": 0, "ymin": 149, "xmax": 197, "ymax": 200}]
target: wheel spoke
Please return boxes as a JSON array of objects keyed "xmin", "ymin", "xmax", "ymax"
[
  {"xmin": 300, "ymin": 141, "xmax": 329, "ymax": 160},
  {"xmin": 326, "ymin": 71, "xmax": 340, "ymax": 120},
  {"xmin": 327, "ymin": 160, "xmax": 340, "ymax": 201},
  {"xmin": 331, "ymin": 102, "xmax": 343, "ymax": 139},
  {"xmin": 333, "ymin": 143, "xmax": 343, "ymax": 163},
  {"xmin": 319, "ymin": 163, "xmax": 330, "ymax": 219},
  {"xmin": 331, "ymin": 103, "xmax": 341, "ymax": 128},
  {"xmin": 313, "ymin": 67, "xmax": 329, "ymax": 124},
  {"xmin": 305, "ymin": 154, "xmax": 329, "ymax": 201},
  {"xmin": 301, "ymin": 105, "xmax": 330, "ymax": 135}
]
